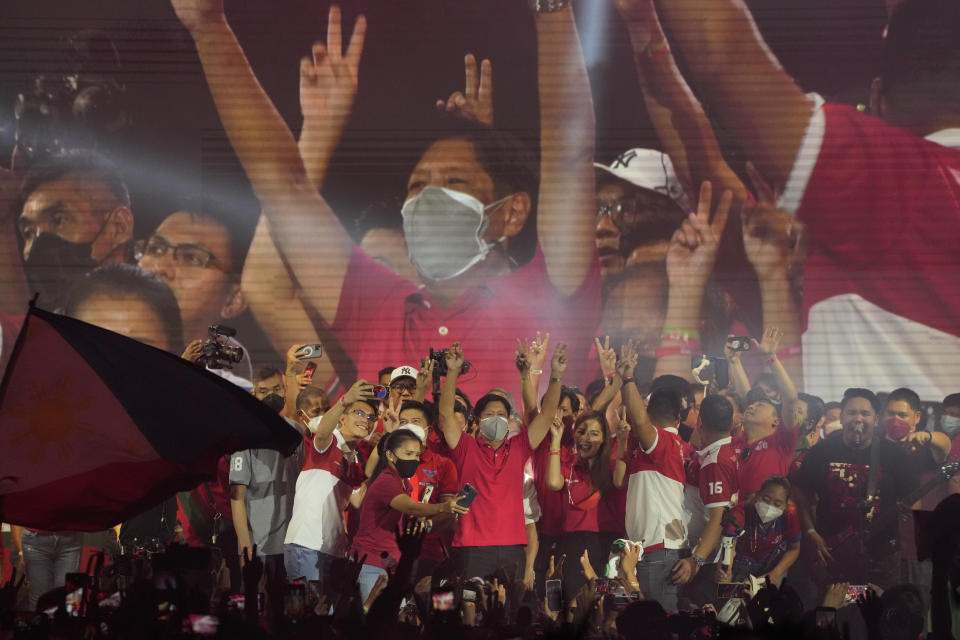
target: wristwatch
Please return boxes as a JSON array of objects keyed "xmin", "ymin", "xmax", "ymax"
[
  {"xmin": 528, "ymin": 0, "xmax": 571, "ymax": 12},
  {"xmin": 692, "ymin": 553, "xmax": 707, "ymax": 567}
]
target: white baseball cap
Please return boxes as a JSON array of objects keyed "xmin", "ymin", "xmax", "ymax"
[
  {"xmin": 594, "ymin": 148, "xmax": 690, "ymax": 213},
  {"xmin": 389, "ymin": 365, "xmax": 419, "ymax": 384}
]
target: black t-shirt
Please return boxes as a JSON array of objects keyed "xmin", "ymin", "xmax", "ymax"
[{"xmin": 795, "ymin": 432, "xmax": 910, "ymax": 551}]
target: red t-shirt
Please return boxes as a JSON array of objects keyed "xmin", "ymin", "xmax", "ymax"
[
  {"xmin": 450, "ymin": 433, "xmax": 533, "ymax": 547},
  {"xmin": 783, "ymin": 103, "xmax": 960, "ymax": 401},
  {"xmin": 410, "ymin": 447, "xmax": 459, "ymax": 563},
  {"xmin": 331, "ymin": 246, "xmax": 601, "ymax": 400},
  {"xmin": 684, "ymin": 437, "xmax": 739, "ymax": 559},
  {"xmin": 560, "ymin": 458, "xmax": 611, "ymax": 533},
  {"xmin": 733, "ymin": 424, "xmax": 799, "ymax": 497},
  {"xmin": 350, "ymin": 466, "xmax": 409, "ymax": 569}
]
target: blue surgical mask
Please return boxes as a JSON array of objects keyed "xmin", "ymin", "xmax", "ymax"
[
  {"xmin": 401, "ymin": 186, "xmax": 511, "ymax": 282},
  {"xmin": 941, "ymin": 415, "xmax": 960, "ymax": 439}
]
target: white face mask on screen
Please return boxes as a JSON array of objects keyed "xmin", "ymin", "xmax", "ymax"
[{"xmin": 401, "ymin": 186, "xmax": 510, "ymax": 282}]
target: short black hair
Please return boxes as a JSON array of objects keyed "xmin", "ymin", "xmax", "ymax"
[
  {"xmin": 400, "ymin": 399, "xmax": 435, "ymax": 426},
  {"xmin": 647, "ymin": 388, "xmax": 682, "ymax": 426},
  {"xmin": 168, "ymin": 194, "xmax": 249, "ymax": 276},
  {"xmin": 943, "ymin": 393, "xmax": 960, "ymax": 409},
  {"xmin": 841, "ymin": 388, "xmax": 881, "ymax": 415},
  {"xmin": 887, "ymin": 387, "xmax": 921, "ymax": 413},
  {"xmin": 253, "ymin": 366, "xmax": 283, "ymax": 384},
  {"xmin": 719, "ymin": 388, "xmax": 745, "ymax": 413},
  {"xmin": 62, "ymin": 263, "xmax": 183, "ymax": 351},
  {"xmin": 378, "ymin": 366, "xmax": 396, "ymax": 380},
  {"xmin": 824, "ymin": 401, "xmax": 842, "ymax": 413},
  {"xmin": 296, "ymin": 387, "xmax": 329, "ymax": 412},
  {"xmin": 759, "ymin": 474, "xmax": 791, "ymax": 497},
  {"xmin": 881, "ymin": 0, "xmax": 960, "ymax": 120},
  {"xmin": 541, "ymin": 386, "xmax": 581, "ymax": 415},
  {"xmin": 700, "ymin": 394, "xmax": 734, "ymax": 433},
  {"xmin": 745, "ymin": 386, "xmax": 777, "ymax": 410},
  {"xmin": 797, "ymin": 393, "xmax": 826, "ymax": 427},
  {"xmin": 420, "ymin": 118, "xmax": 538, "ymax": 264},
  {"xmin": 585, "ymin": 378, "xmax": 606, "ymax": 407},
  {"xmin": 474, "ymin": 393, "xmax": 512, "ymax": 422},
  {"xmin": 16, "ymin": 149, "xmax": 130, "ymax": 218}
]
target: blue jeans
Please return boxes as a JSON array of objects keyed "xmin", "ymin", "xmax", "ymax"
[
  {"xmin": 635, "ymin": 547, "xmax": 680, "ymax": 612},
  {"xmin": 357, "ymin": 564, "xmax": 387, "ymax": 603},
  {"xmin": 21, "ymin": 530, "xmax": 83, "ymax": 611},
  {"xmin": 283, "ymin": 543, "xmax": 337, "ymax": 582}
]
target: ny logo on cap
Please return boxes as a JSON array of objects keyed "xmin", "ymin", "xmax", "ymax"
[
  {"xmin": 610, "ymin": 149, "xmax": 638, "ymax": 170},
  {"xmin": 400, "ymin": 367, "xmax": 414, "ymax": 376}
]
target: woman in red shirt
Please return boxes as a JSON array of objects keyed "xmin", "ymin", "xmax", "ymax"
[
  {"xmin": 546, "ymin": 411, "xmax": 615, "ymax": 600},
  {"xmin": 351, "ymin": 429, "xmax": 468, "ymax": 601}
]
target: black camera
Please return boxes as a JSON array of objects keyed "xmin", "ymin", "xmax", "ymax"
[
  {"xmin": 12, "ymin": 31, "xmax": 128, "ymax": 167},
  {"xmin": 429, "ymin": 347, "xmax": 471, "ymax": 378},
  {"xmin": 196, "ymin": 324, "xmax": 244, "ymax": 370}
]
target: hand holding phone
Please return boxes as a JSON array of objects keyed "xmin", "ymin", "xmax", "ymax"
[
  {"xmin": 725, "ymin": 336, "xmax": 752, "ymax": 352},
  {"xmin": 457, "ymin": 483, "xmax": 479, "ymax": 508},
  {"xmin": 295, "ymin": 344, "xmax": 323, "ymax": 359}
]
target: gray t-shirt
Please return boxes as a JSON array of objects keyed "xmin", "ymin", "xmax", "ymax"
[{"xmin": 229, "ymin": 417, "xmax": 305, "ymax": 556}]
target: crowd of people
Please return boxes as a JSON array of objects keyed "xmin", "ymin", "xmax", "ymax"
[{"xmin": 1, "ymin": 0, "xmax": 960, "ymax": 637}]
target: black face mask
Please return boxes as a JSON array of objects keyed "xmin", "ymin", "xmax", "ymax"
[
  {"xmin": 394, "ymin": 457, "xmax": 420, "ymax": 479},
  {"xmin": 260, "ymin": 393, "xmax": 285, "ymax": 414},
  {"xmin": 24, "ymin": 232, "xmax": 99, "ymax": 309}
]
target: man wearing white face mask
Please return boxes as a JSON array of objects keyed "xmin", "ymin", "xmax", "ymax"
[
  {"xmin": 438, "ymin": 342, "xmax": 564, "ymax": 579},
  {"xmin": 180, "ymin": 0, "xmax": 602, "ymax": 401}
]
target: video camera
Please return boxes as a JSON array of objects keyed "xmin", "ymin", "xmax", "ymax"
[
  {"xmin": 429, "ymin": 347, "xmax": 471, "ymax": 378},
  {"xmin": 196, "ymin": 324, "xmax": 244, "ymax": 370},
  {"xmin": 11, "ymin": 31, "xmax": 128, "ymax": 167}
]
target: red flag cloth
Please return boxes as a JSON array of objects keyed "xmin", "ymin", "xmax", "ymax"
[{"xmin": 0, "ymin": 305, "xmax": 301, "ymax": 531}]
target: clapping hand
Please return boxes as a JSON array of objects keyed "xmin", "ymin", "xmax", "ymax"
[{"xmin": 435, "ymin": 54, "xmax": 493, "ymax": 126}]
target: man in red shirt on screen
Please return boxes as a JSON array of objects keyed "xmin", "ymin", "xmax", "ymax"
[{"xmin": 653, "ymin": 0, "xmax": 960, "ymax": 401}]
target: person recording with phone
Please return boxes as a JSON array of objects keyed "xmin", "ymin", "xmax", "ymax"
[
  {"xmin": 350, "ymin": 428, "xmax": 469, "ymax": 601},
  {"xmin": 282, "ymin": 379, "xmax": 374, "ymax": 585},
  {"xmin": 438, "ymin": 341, "xmax": 565, "ymax": 580}
]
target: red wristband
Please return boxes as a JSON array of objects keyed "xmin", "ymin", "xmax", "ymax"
[
  {"xmin": 604, "ymin": 371, "xmax": 616, "ymax": 378},
  {"xmin": 777, "ymin": 344, "xmax": 802, "ymax": 360},
  {"xmin": 655, "ymin": 344, "xmax": 699, "ymax": 359},
  {"xmin": 340, "ymin": 396, "xmax": 348, "ymax": 410}
]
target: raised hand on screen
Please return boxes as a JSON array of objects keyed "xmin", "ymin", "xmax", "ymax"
[
  {"xmin": 436, "ymin": 54, "xmax": 493, "ymax": 126},
  {"xmin": 665, "ymin": 181, "xmax": 732, "ymax": 293},
  {"xmin": 300, "ymin": 5, "xmax": 366, "ymax": 130}
]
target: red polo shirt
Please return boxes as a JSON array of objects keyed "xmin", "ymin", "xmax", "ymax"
[
  {"xmin": 450, "ymin": 433, "xmax": 533, "ymax": 547},
  {"xmin": 533, "ymin": 434, "xmax": 575, "ymax": 538},
  {"xmin": 733, "ymin": 421, "xmax": 800, "ymax": 497},
  {"xmin": 410, "ymin": 446, "xmax": 459, "ymax": 563},
  {"xmin": 560, "ymin": 458, "xmax": 611, "ymax": 533},
  {"xmin": 331, "ymin": 246, "xmax": 601, "ymax": 400}
]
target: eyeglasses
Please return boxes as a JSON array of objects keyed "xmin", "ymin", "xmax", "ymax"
[
  {"xmin": 390, "ymin": 380, "xmax": 417, "ymax": 393},
  {"xmin": 351, "ymin": 409, "xmax": 377, "ymax": 423},
  {"xmin": 134, "ymin": 236, "xmax": 225, "ymax": 271}
]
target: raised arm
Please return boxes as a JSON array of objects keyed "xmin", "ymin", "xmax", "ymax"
[
  {"xmin": 591, "ymin": 336, "xmax": 623, "ymax": 412},
  {"xmin": 751, "ymin": 326, "xmax": 799, "ymax": 428},
  {"xmin": 516, "ymin": 332, "xmax": 550, "ymax": 422},
  {"xmin": 742, "ymin": 163, "xmax": 804, "ymax": 385},
  {"xmin": 546, "ymin": 417, "xmax": 566, "ymax": 492},
  {"xmin": 172, "ymin": 0, "xmax": 361, "ymax": 324},
  {"xmin": 614, "ymin": 0, "xmax": 747, "ymax": 201},
  {"xmin": 298, "ymin": 6, "xmax": 366, "ymax": 193},
  {"xmin": 527, "ymin": 343, "xmax": 568, "ymax": 450},
  {"xmin": 242, "ymin": 216, "xmax": 338, "ymax": 388},
  {"xmin": 619, "ymin": 339, "xmax": 657, "ymax": 451},
  {"xmin": 651, "ymin": 0, "xmax": 815, "ymax": 189},
  {"xmin": 438, "ymin": 343, "xmax": 465, "ymax": 450},
  {"xmin": 655, "ymin": 181, "xmax": 732, "ymax": 381},
  {"xmin": 534, "ymin": 4, "xmax": 597, "ymax": 295},
  {"xmin": 314, "ymin": 379, "xmax": 374, "ymax": 451},
  {"xmin": 724, "ymin": 338, "xmax": 752, "ymax": 399}
]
